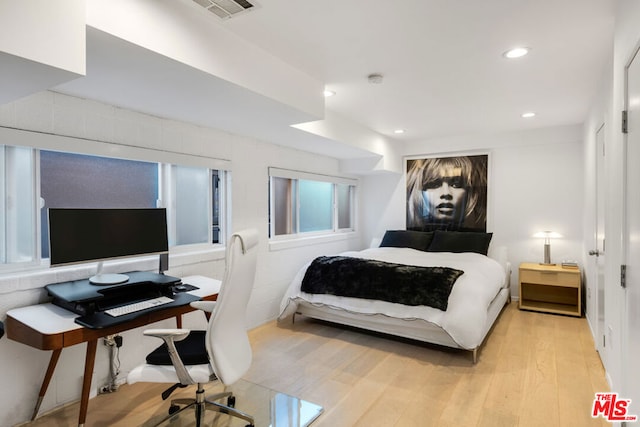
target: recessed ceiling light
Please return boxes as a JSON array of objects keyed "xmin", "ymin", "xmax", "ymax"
[
  {"xmin": 521, "ymin": 112, "xmax": 536, "ymax": 118},
  {"xmin": 503, "ymin": 47, "xmax": 530, "ymax": 59},
  {"xmin": 323, "ymin": 90, "xmax": 335, "ymax": 97},
  {"xmin": 393, "ymin": 129, "xmax": 405, "ymax": 134}
]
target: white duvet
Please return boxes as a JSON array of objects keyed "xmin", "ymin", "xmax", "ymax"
[{"xmin": 278, "ymin": 247, "xmax": 507, "ymax": 349}]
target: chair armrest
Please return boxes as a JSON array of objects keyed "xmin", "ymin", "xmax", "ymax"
[
  {"xmin": 144, "ymin": 329, "xmax": 190, "ymax": 342},
  {"xmin": 143, "ymin": 329, "xmax": 195, "ymax": 385},
  {"xmin": 190, "ymin": 301, "xmax": 217, "ymax": 313}
]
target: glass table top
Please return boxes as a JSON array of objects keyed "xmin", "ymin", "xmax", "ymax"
[{"xmin": 147, "ymin": 379, "xmax": 323, "ymax": 427}]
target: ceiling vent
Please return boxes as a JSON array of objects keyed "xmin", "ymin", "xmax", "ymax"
[{"xmin": 192, "ymin": 0, "xmax": 257, "ymax": 19}]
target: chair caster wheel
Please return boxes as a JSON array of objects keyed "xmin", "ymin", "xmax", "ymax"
[
  {"xmin": 227, "ymin": 396, "xmax": 236, "ymax": 407},
  {"xmin": 168, "ymin": 404, "xmax": 180, "ymax": 415}
]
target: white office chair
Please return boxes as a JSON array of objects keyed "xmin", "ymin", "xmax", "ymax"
[{"xmin": 127, "ymin": 229, "xmax": 259, "ymax": 427}]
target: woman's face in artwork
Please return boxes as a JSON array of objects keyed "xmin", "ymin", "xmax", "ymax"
[{"xmin": 421, "ymin": 167, "xmax": 468, "ymax": 221}]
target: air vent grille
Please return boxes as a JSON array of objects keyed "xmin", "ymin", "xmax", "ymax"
[{"xmin": 191, "ymin": 0, "xmax": 256, "ymax": 19}]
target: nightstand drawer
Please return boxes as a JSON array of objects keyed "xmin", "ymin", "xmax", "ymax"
[{"xmin": 519, "ymin": 269, "xmax": 579, "ymax": 287}]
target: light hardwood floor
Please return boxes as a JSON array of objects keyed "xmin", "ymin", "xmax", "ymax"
[{"xmin": 24, "ymin": 303, "xmax": 609, "ymax": 427}]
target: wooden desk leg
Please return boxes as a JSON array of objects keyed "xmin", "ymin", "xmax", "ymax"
[
  {"xmin": 174, "ymin": 308, "xmax": 212, "ymax": 328},
  {"xmin": 78, "ymin": 339, "xmax": 97, "ymax": 427},
  {"xmin": 31, "ymin": 348, "xmax": 62, "ymax": 420}
]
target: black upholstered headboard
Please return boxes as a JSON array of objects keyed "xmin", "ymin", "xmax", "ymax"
[{"xmin": 379, "ymin": 229, "xmax": 493, "ymax": 255}]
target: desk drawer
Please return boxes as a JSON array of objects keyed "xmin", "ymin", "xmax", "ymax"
[{"xmin": 520, "ymin": 269, "xmax": 580, "ymax": 287}]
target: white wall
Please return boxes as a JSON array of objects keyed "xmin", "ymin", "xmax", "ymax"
[
  {"xmin": 86, "ymin": 0, "xmax": 323, "ymax": 119},
  {"xmin": 0, "ymin": 0, "xmax": 85, "ymax": 74},
  {"xmin": 0, "ymin": 95, "xmax": 590, "ymax": 425},
  {"xmin": 361, "ymin": 124, "xmax": 585, "ymax": 297},
  {"xmin": 581, "ymin": 0, "xmax": 640, "ymax": 413},
  {"xmin": 0, "ymin": 0, "xmax": 86, "ymax": 103},
  {"xmin": 0, "ymin": 2, "xmax": 631, "ymax": 425},
  {"xmin": 0, "ymin": 91, "xmax": 362, "ymax": 426},
  {"xmin": 581, "ymin": 46, "xmax": 613, "ymax": 379},
  {"xmin": 614, "ymin": 2, "xmax": 640, "ymax": 416}
]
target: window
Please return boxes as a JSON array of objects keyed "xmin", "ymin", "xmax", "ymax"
[
  {"xmin": 269, "ymin": 168, "xmax": 356, "ymax": 238},
  {"xmin": 211, "ymin": 170, "xmax": 222, "ymax": 244},
  {"xmin": 336, "ymin": 183, "xmax": 354, "ymax": 230},
  {"xmin": 40, "ymin": 151, "xmax": 159, "ymax": 258},
  {"xmin": 299, "ymin": 180, "xmax": 334, "ymax": 232},
  {"xmin": 172, "ymin": 164, "xmax": 211, "ymax": 245},
  {"xmin": 0, "ymin": 145, "xmax": 226, "ymax": 270},
  {"xmin": 0, "ymin": 145, "xmax": 37, "ymax": 264},
  {"xmin": 271, "ymin": 177, "xmax": 296, "ymax": 236}
]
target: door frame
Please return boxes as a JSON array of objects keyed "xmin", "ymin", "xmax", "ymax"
[
  {"xmin": 621, "ymin": 38, "xmax": 640, "ymax": 416},
  {"xmin": 593, "ymin": 122, "xmax": 606, "ymax": 361}
]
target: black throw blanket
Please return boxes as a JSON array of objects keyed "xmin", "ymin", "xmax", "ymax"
[{"xmin": 301, "ymin": 256, "xmax": 464, "ymax": 311}]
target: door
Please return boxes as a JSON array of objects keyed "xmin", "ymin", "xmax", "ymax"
[
  {"xmin": 593, "ymin": 124, "xmax": 606, "ymax": 360},
  {"xmin": 624, "ymin": 45, "xmax": 640, "ymax": 417}
]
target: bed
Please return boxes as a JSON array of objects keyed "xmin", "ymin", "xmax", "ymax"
[{"xmin": 278, "ymin": 230, "xmax": 511, "ymax": 363}]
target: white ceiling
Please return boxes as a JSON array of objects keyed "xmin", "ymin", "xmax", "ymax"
[
  {"xmin": 56, "ymin": 0, "xmax": 615, "ymax": 159},
  {"xmin": 222, "ymin": 0, "xmax": 615, "ymax": 139}
]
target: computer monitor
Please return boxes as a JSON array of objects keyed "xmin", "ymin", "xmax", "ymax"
[{"xmin": 48, "ymin": 208, "xmax": 169, "ymax": 285}]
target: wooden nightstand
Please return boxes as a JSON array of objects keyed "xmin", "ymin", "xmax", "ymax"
[{"xmin": 518, "ymin": 262, "xmax": 582, "ymax": 317}]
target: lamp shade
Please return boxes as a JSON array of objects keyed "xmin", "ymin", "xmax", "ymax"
[{"xmin": 533, "ymin": 231, "xmax": 562, "ymax": 239}]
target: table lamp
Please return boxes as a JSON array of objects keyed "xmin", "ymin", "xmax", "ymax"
[{"xmin": 533, "ymin": 231, "xmax": 562, "ymax": 265}]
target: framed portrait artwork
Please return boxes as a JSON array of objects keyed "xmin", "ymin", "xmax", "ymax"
[{"xmin": 406, "ymin": 154, "xmax": 488, "ymax": 232}]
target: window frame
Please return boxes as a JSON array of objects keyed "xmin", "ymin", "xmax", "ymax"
[
  {"xmin": 158, "ymin": 163, "xmax": 230, "ymax": 253},
  {"xmin": 335, "ymin": 182, "xmax": 356, "ymax": 231},
  {"xmin": 0, "ymin": 136, "xmax": 230, "ymax": 274},
  {"xmin": 268, "ymin": 167, "xmax": 357, "ymax": 242},
  {"xmin": 0, "ymin": 145, "xmax": 39, "ymax": 268}
]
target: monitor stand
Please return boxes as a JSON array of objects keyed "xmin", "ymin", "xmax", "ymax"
[
  {"xmin": 89, "ymin": 273, "xmax": 129, "ymax": 286},
  {"xmin": 89, "ymin": 262, "xmax": 129, "ymax": 285}
]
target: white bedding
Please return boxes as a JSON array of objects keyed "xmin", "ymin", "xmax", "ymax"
[{"xmin": 278, "ymin": 247, "xmax": 507, "ymax": 349}]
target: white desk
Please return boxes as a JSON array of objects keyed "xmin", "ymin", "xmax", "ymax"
[{"xmin": 6, "ymin": 275, "xmax": 220, "ymax": 427}]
